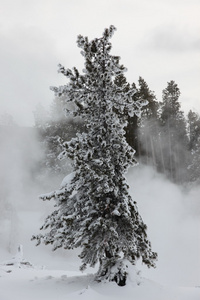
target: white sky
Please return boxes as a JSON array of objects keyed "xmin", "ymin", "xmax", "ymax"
[{"xmin": 0, "ymin": 0, "xmax": 200, "ymax": 126}]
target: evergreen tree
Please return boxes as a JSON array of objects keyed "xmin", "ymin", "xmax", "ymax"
[
  {"xmin": 187, "ymin": 137, "xmax": 200, "ymax": 183},
  {"xmin": 159, "ymin": 80, "xmax": 188, "ymax": 182},
  {"xmin": 123, "ymin": 77, "xmax": 158, "ymax": 158},
  {"xmin": 138, "ymin": 77, "xmax": 158, "ymax": 120},
  {"xmin": 32, "ymin": 26, "xmax": 157, "ymax": 286},
  {"xmin": 136, "ymin": 77, "xmax": 158, "ymax": 165},
  {"xmin": 187, "ymin": 110, "xmax": 200, "ymax": 183},
  {"xmin": 121, "ymin": 80, "xmax": 140, "ymax": 153},
  {"xmin": 187, "ymin": 110, "xmax": 200, "ymax": 152}
]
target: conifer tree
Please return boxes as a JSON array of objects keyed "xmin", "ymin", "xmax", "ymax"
[
  {"xmin": 188, "ymin": 137, "xmax": 200, "ymax": 183},
  {"xmin": 159, "ymin": 80, "xmax": 188, "ymax": 182},
  {"xmin": 136, "ymin": 77, "xmax": 158, "ymax": 165},
  {"xmin": 32, "ymin": 26, "xmax": 157, "ymax": 286},
  {"xmin": 187, "ymin": 110, "xmax": 200, "ymax": 183},
  {"xmin": 124, "ymin": 81, "xmax": 140, "ymax": 154},
  {"xmin": 113, "ymin": 75, "xmax": 139, "ymax": 152},
  {"xmin": 187, "ymin": 110, "xmax": 200, "ymax": 152}
]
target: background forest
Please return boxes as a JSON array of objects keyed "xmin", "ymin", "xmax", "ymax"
[{"xmin": 33, "ymin": 77, "xmax": 200, "ymax": 186}]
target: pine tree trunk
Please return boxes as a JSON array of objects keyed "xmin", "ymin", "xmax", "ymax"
[{"xmin": 97, "ymin": 251, "xmax": 127, "ymax": 286}]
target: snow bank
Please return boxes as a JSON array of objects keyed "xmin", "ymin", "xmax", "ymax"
[{"xmin": 0, "ymin": 264, "xmax": 200, "ymax": 300}]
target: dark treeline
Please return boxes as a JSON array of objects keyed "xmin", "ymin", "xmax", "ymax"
[{"xmin": 34, "ymin": 77, "xmax": 200, "ymax": 185}]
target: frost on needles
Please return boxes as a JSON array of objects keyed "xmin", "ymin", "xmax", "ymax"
[{"xmin": 32, "ymin": 25, "xmax": 157, "ymax": 286}]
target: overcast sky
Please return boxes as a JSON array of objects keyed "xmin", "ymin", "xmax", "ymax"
[{"xmin": 0, "ymin": 0, "xmax": 200, "ymax": 126}]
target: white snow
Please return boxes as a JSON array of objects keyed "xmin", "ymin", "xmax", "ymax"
[
  {"xmin": 0, "ymin": 262, "xmax": 200, "ymax": 300},
  {"xmin": 60, "ymin": 171, "xmax": 75, "ymax": 189},
  {"xmin": 0, "ymin": 202, "xmax": 200, "ymax": 300}
]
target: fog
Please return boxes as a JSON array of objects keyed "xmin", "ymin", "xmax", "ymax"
[
  {"xmin": 0, "ymin": 125, "xmax": 199, "ymax": 287},
  {"xmin": 127, "ymin": 166, "xmax": 200, "ymax": 286},
  {"xmin": 1, "ymin": 1, "xmax": 200, "ymax": 126},
  {"xmin": 0, "ymin": 126, "xmax": 59, "ymax": 250}
]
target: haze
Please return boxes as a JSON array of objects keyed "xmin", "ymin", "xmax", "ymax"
[{"xmin": 0, "ymin": 0, "xmax": 200, "ymax": 126}]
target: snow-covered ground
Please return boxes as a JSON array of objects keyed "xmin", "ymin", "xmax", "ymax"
[
  {"xmin": 0, "ymin": 165, "xmax": 200, "ymax": 299},
  {"xmin": 0, "ymin": 126, "xmax": 199, "ymax": 299},
  {"xmin": 1, "ymin": 264, "xmax": 200, "ymax": 300}
]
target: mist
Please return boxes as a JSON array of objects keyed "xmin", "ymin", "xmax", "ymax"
[
  {"xmin": 0, "ymin": 126, "xmax": 199, "ymax": 287},
  {"xmin": 0, "ymin": 125, "xmax": 59, "ymax": 252},
  {"xmin": 127, "ymin": 165, "xmax": 200, "ymax": 286}
]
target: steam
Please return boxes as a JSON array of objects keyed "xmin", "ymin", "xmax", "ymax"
[
  {"xmin": 137, "ymin": 118, "xmax": 191, "ymax": 183},
  {"xmin": 0, "ymin": 126, "xmax": 49, "ymax": 252},
  {"xmin": 127, "ymin": 165, "xmax": 200, "ymax": 286}
]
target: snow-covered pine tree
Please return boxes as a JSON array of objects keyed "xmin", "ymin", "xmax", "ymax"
[{"xmin": 32, "ymin": 25, "xmax": 157, "ymax": 286}]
